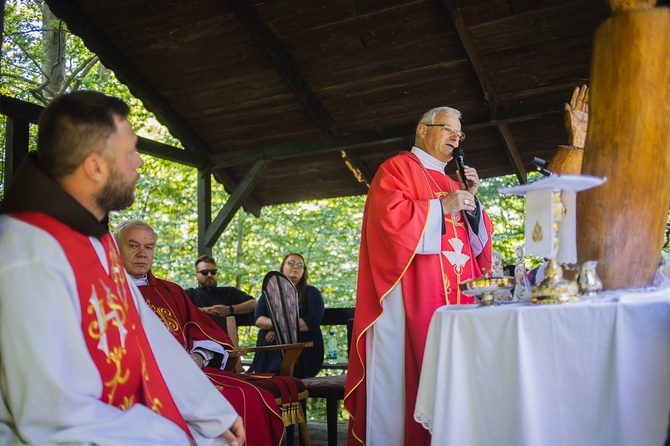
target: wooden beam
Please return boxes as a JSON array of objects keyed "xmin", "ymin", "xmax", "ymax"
[
  {"xmin": 204, "ymin": 159, "xmax": 271, "ymax": 248},
  {"xmin": 210, "ymin": 126, "xmax": 410, "ymax": 169},
  {"xmin": 226, "ymin": 0, "xmax": 339, "ymax": 135},
  {"xmin": 214, "ymin": 170, "xmax": 263, "ymax": 218},
  {"xmin": 137, "ymin": 137, "xmax": 206, "ymax": 169},
  {"xmin": 341, "ymin": 150, "xmax": 372, "ymax": 188},
  {"xmin": 44, "ymin": 2, "xmax": 202, "ymax": 155},
  {"xmin": 3, "ymin": 116, "xmax": 30, "ymax": 184},
  {"xmin": 439, "ymin": 0, "xmax": 497, "ymax": 114},
  {"xmin": 0, "ymin": 95, "xmax": 207, "ymax": 169},
  {"xmin": 197, "ymin": 168, "xmax": 213, "ymax": 257},
  {"xmin": 497, "ymin": 124, "xmax": 527, "ymax": 184},
  {"xmin": 0, "ymin": 95, "xmax": 42, "ymax": 123},
  {"xmin": 2, "ymin": 92, "xmax": 556, "ymax": 187},
  {"xmin": 210, "ymin": 107, "xmax": 559, "ymax": 169}
]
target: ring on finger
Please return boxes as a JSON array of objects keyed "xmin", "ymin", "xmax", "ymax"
[{"xmin": 464, "ymin": 199, "xmax": 470, "ymax": 205}]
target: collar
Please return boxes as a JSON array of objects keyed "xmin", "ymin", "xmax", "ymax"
[
  {"xmin": 0, "ymin": 153, "xmax": 109, "ymax": 237},
  {"xmin": 132, "ymin": 274, "xmax": 149, "ymax": 286},
  {"xmin": 411, "ymin": 146, "xmax": 448, "ymax": 173}
]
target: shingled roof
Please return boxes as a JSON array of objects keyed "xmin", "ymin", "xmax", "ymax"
[{"xmin": 42, "ymin": 0, "xmax": 650, "ymax": 214}]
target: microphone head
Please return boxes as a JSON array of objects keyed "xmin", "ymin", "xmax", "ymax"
[
  {"xmin": 533, "ymin": 157, "xmax": 547, "ymax": 167},
  {"xmin": 451, "ymin": 147, "xmax": 465, "ymax": 162}
]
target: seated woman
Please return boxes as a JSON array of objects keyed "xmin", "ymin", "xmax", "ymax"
[{"xmin": 253, "ymin": 253, "xmax": 325, "ymax": 378}]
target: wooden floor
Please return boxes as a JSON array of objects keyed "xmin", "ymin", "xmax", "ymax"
[{"xmin": 281, "ymin": 420, "xmax": 348, "ymax": 446}]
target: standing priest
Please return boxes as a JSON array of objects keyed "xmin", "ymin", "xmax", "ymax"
[{"xmin": 345, "ymin": 106, "xmax": 493, "ymax": 445}]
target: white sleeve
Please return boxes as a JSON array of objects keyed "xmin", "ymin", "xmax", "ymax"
[
  {"xmin": 192, "ymin": 341, "xmax": 230, "ymax": 370},
  {"xmin": 0, "ymin": 217, "xmax": 226, "ymax": 445},
  {"xmin": 417, "ymin": 199, "xmax": 443, "ymax": 255},
  {"xmin": 468, "ymin": 199, "xmax": 490, "ymax": 257}
]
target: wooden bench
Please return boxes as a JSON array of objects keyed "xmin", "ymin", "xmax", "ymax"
[
  {"xmin": 237, "ymin": 307, "xmax": 354, "ymax": 360},
  {"xmin": 319, "ymin": 307, "xmax": 355, "ymax": 358},
  {"xmin": 303, "ymin": 307, "xmax": 354, "ymax": 446}
]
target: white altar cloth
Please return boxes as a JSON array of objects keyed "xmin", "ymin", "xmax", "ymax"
[{"xmin": 414, "ymin": 289, "xmax": 670, "ymax": 446}]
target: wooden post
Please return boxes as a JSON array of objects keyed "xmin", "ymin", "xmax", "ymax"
[{"xmin": 577, "ymin": 3, "xmax": 670, "ymax": 290}]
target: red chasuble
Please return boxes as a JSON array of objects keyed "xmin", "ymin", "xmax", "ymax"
[
  {"xmin": 344, "ymin": 152, "xmax": 493, "ymax": 444},
  {"xmin": 14, "ymin": 212, "xmax": 193, "ymax": 440},
  {"xmin": 139, "ymin": 272, "xmax": 284, "ymax": 446}
]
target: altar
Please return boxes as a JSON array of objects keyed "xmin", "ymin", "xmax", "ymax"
[{"xmin": 414, "ymin": 287, "xmax": 670, "ymax": 446}]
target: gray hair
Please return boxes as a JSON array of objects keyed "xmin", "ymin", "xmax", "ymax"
[
  {"xmin": 415, "ymin": 106, "xmax": 462, "ymax": 140},
  {"xmin": 113, "ymin": 219, "xmax": 157, "ymax": 244}
]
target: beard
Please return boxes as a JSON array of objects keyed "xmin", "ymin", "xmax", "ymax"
[
  {"xmin": 95, "ymin": 165, "xmax": 138, "ymax": 212},
  {"xmin": 201, "ymin": 277, "xmax": 217, "ymax": 290}
]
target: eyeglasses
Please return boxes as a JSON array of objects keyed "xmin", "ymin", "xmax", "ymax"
[
  {"xmin": 286, "ymin": 260, "xmax": 305, "ymax": 269},
  {"xmin": 197, "ymin": 269, "xmax": 218, "ymax": 276},
  {"xmin": 424, "ymin": 124, "xmax": 466, "ymax": 141}
]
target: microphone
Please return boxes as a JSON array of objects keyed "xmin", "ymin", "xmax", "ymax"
[
  {"xmin": 450, "ymin": 147, "xmax": 479, "ymax": 231},
  {"xmin": 532, "ymin": 157, "xmax": 553, "ymax": 177},
  {"xmin": 452, "ymin": 147, "xmax": 469, "ymax": 189}
]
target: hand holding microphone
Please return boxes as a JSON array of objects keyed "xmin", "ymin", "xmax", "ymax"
[
  {"xmin": 449, "ymin": 147, "xmax": 480, "ymax": 227},
  {"xmin": 452, "ymin": 147, "xmax": 469, "ymax": 190},
  {"xmin": 452, "ymin": 147, "xmax": 480, "ymax": 194}
]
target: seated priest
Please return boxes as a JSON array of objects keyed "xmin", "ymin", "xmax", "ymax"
[{"xmin": 114, "ymin": 220, "xmax": 284, "ymax": 446}]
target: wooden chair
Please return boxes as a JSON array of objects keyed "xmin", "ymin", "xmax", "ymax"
[{"xmin": 209, "ymin": 271, "xmax": 312, "ymax": 445}]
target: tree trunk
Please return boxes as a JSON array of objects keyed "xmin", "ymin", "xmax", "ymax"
[
  {"xmin": 1, "ymin": 0, "xmax": 6, "ymax": 66},
  {"xmin": 40, "ymin": 0, "xmax": 66, "ymax": 101},
  {"xmin": 577, "ymin": 6, "xmax": 670, "ymax": 290}
]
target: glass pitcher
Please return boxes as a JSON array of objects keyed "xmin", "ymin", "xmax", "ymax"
[{"xmin": 577, "ymin": 260, "xmax": 603, "ymax": 296}]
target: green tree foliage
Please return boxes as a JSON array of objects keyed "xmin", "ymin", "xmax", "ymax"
[
  {"xmin": 2, "ymin": 0, "xmax": 45, "ymax": 101},
  {"xmin": 228, "ymin": 196, "xmax": 364, "ymax": 306}
]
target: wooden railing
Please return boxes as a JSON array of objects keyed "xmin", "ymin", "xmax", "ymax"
[{"xmin": 238, "ymin": 307, "xmax": 355, "ymax": 368}]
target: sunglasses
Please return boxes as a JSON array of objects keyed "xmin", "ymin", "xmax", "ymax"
[{"xmin": 197, "ymin": 269, "xmax": 218, "ymax": 276}]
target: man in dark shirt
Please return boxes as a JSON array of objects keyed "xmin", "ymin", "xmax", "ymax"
[{"xmin": 186, "ymin": 255, "xmax": 257, "ymax": 325}]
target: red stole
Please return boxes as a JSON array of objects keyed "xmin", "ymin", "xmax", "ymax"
[{"xmin": 13, "ymin": 211, "xmax": 192, "ymax": 440}]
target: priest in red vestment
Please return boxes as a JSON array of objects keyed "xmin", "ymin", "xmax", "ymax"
[
  {"xmin": 115, "ymin": 220, "xmax": 284, "ymax": 446},
  {"xmin": 344, "ymin": 106, "xmax": 493, "ymax": 445},
  {"xmin": 0, "ymin": 91, "xmax": 242, "ymax": 445}
]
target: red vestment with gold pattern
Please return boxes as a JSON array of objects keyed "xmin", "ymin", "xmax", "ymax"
[{"xmin": 138, "ymin": 272, "xmax": 284, "ymax": 446}]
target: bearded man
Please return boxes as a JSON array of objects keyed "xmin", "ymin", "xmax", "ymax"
[{"xmin": 0, "ymin": 91, "xmax": 244, "ymax": 445}]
